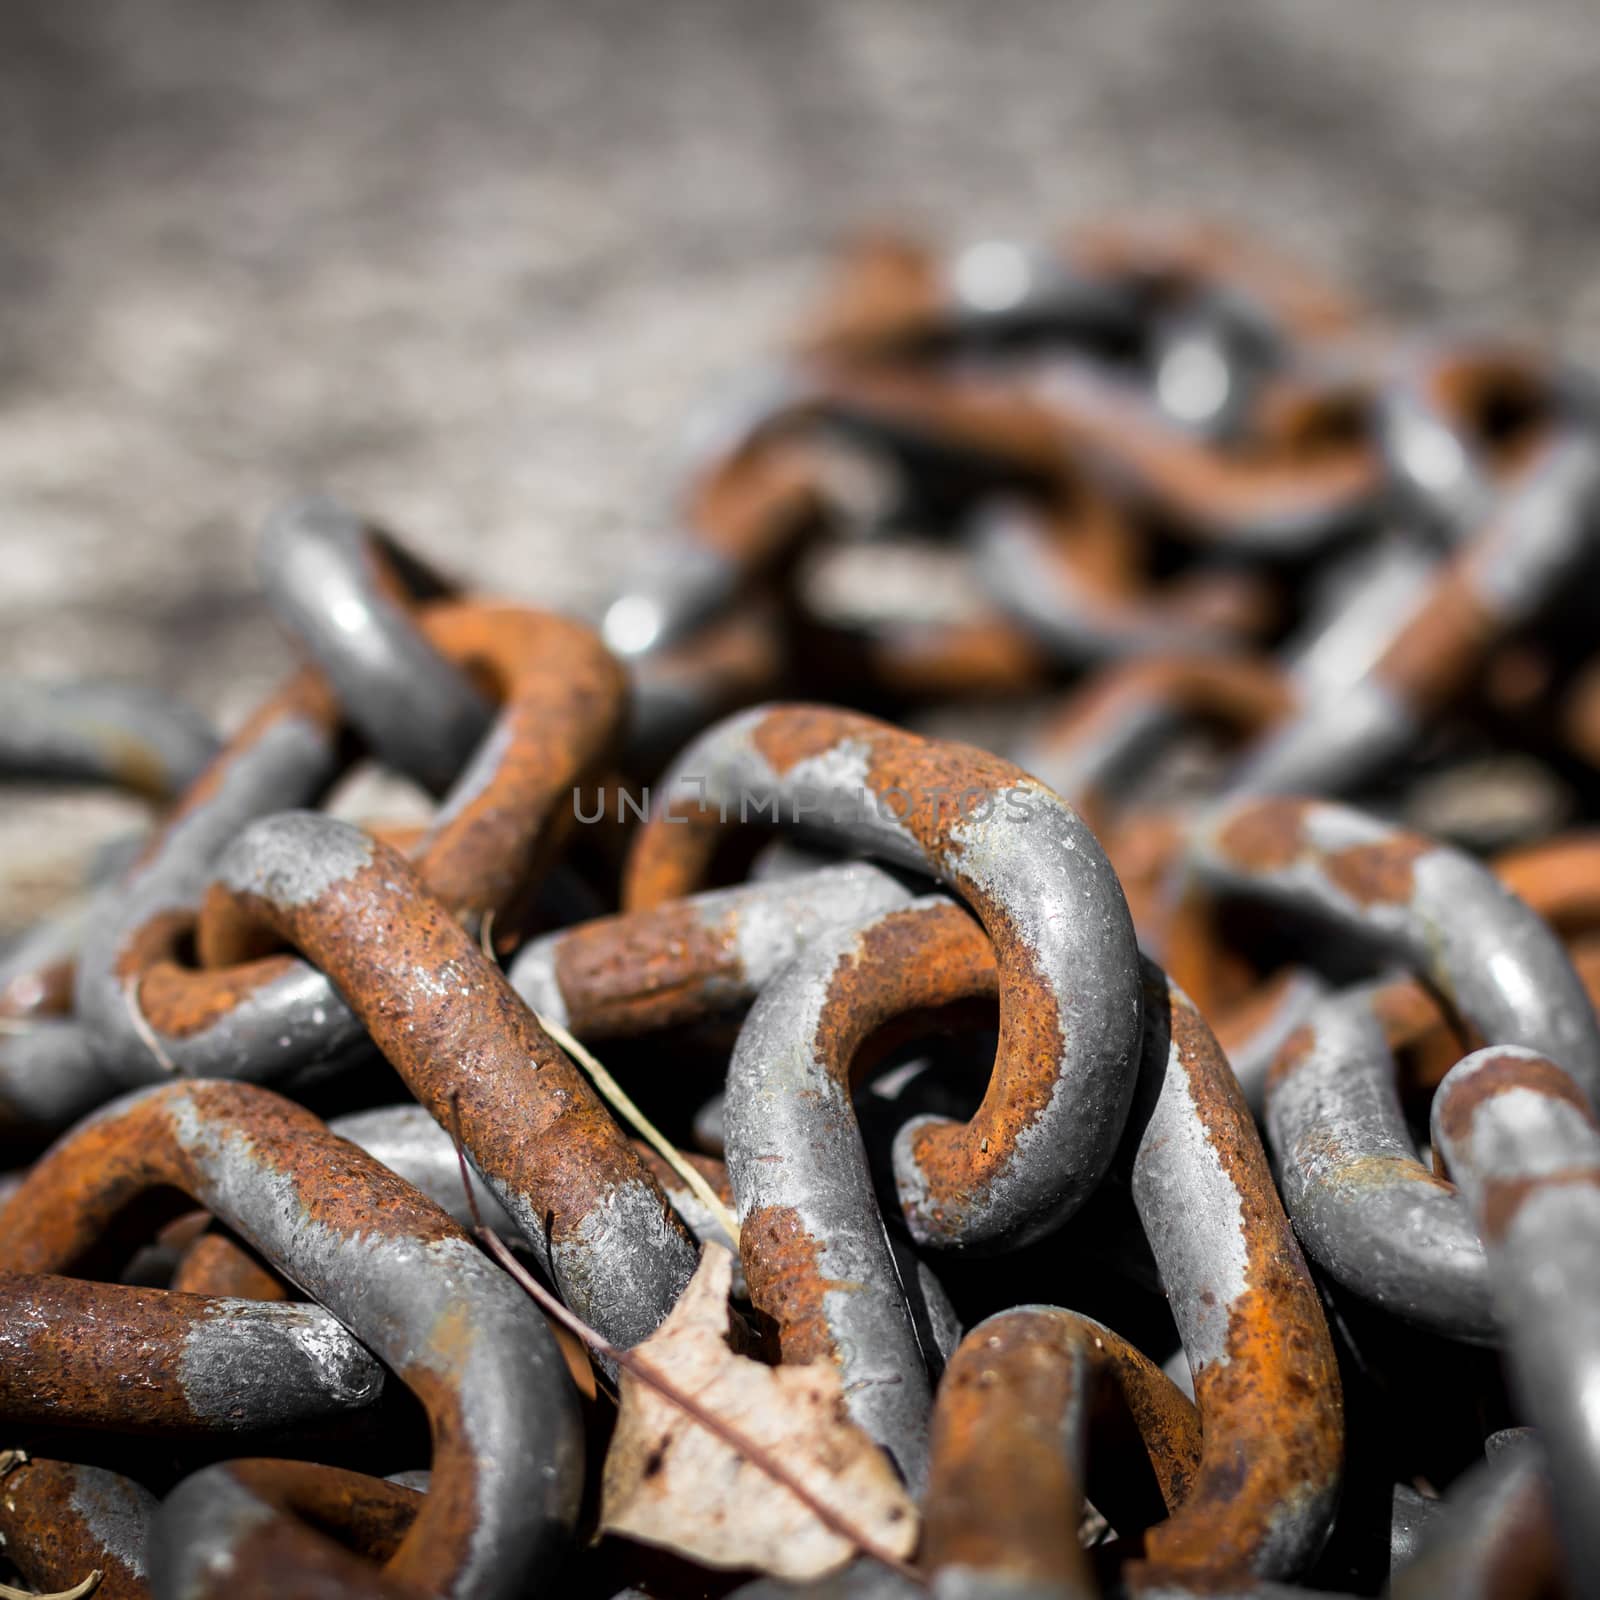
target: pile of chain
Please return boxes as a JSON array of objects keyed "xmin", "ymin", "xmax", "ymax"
[{"xmin": 4, "ymin": 219, "xmax": 1600, "ymax": 1600}]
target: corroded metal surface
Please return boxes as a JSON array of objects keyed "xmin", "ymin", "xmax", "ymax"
[
  {"xmin": 0, "ymin": 1456, "xmax": 156, "ymax": 1600},
  {"xmin": 0, "ymin": 1078, "xmax": 582, "ymax": 1599},
  {"xmin": 625, "ymin": 703, "xmax": 1144, "ymax": 1251},
  {"xmin": 1432, "ymin": 1047, "xmax": 1600, "ymax": 1597},
  {"xmin": 922, "ymin": 1306, "xmax": 1200, "ymax": 1598},
  {"xmin": 210, "ymin": 810, "xmax": 698, "ymax": 1350},
  {"xmin": 725, "ymin": 895, "xmax": 995, "ymax": 1486},
  {"xmin": 10, "ymin": 205, "xmax": 1600, "ymax": 1599},
  {"xmin": 0, "ymin": 1271, "xmax": 382, "ymax": 1433}
]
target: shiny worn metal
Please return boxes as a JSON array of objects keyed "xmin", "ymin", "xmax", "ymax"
[
  {"xmin": 1124, "ymin": 961, "xmax": 1342, "ymax": 1582},
  {"xmin": 1388, "ymin": 1431, "xmax": 1563, "ymax": 1600},
  {"xmin": 0, "ymin": 1271, "xmax": 383, "ymax": 1433},
  {"xmin": 1431, "ymin": 1046, "xmax": 1600, "ymax": 1596},
  {"xmin": 0, "ymin": 679, "xmax": 218, "ymax": 801},
  {"xmin": 0, "ymin": 1078, "xmax": 582, "ymax": 1600},
  {"xmin": 725, "ymin": 895, "xmax": 995, "ymax": 1488},
  {"xmin": 1184, "ymin": 795, "xmax": 1600, "ymax": 1101},
  {"xmin": 625, "ymin": 702, "xmax": 1145, "ymax": 1251},
  {"xmin": 1264, "ymin": 983, "xmax": 1497, "ymax": 1342},
  {"xmin": 209, "ymin": 809, "xmax": 699, "ymax": 1350},
  {"xmin": 258, "ymin": 492, "xmax": 492, "ymax": 793}
]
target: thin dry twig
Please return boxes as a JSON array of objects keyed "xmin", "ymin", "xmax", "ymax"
[
  {"xmin": 122, "ymin": 975, "xmax": 178, "ymax": 1075},
  {"xmin": 445, "ymin": 1095, "xmax": 919, "ymax": 1585},
  {"xmin": 0, "ymin": 1572, "xmax": 103, "ymax": 1600},
  {"xmin": 533, "ymin": 1010, "xmax": 741, "ymax": 1252},
  {"xmin": 474, "ymin": 908, "xmax": 740, "ymax": 1250}
]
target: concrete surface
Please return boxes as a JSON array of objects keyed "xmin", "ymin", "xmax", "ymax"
[{"xmin": 3, "ymin": 0, "xmax": 1599, "ymax": 902}]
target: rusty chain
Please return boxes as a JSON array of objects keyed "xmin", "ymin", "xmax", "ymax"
[{"xmin": 4, "ymin": 218, "xmax": 1600, "ymax": 1598}]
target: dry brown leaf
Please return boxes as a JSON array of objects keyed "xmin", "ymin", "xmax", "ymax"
[{"xmin": 599, "ymin": 1244, "xmax": 920, "ymax": 1581}]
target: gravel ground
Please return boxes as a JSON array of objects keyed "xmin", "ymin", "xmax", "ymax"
[{"xmin": 3, "ymin": 0, "xmax": 1599, "ymax": 899}]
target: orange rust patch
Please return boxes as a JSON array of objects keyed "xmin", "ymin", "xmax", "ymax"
[
  {"xmin": 1213, "ymin": 798, "xmax": 1312, "ymax": 874},
  {"xmin": 1374, "ymin": 570, "xmax": 1495, "ymax": 712},
  {"xmin": 552, "ymin": 900, "xmax": 741, "ymax": 1036},
  {"xmin": 748, "ymin": 704, "xmax": 870, "ymax": 777},
  {"xmin": 689, "ymin": 438, "xmax": 822, "ymax": 564},
  {"xmin": 226, "ymin": 1460, "xmax": 421, "ymax": 1564},
  {"xmin": 1322, "ymin": 835, "xmax": 1430, "ymax": 907},
  {"xmin": 793, "ymin": 231, "xmax": 943, "ymax": 356},
  {"xmin": 118, "ymin": 909, "xmax": 300, "ymax": 1041},
  {"xmin": 171, "ymin": 1230, "xmax": 290, "ymax": 1301},
  {"xmin": 812, "ymin": 903, "xmax": 996, "ymax": 1084},
  {"xmin": 739, "ymin": 1203, "xmax": 847, "ymax": 1368},
  {"xmin": 417, "ymin": 604, "xmax": 627, "ymax": 919},
  {"xmin": 1434, "ymin": 1050, "xmax": 1593, "ymax": 1150},
  {"xmin": 1493, "ymin": 834, "xmax": 1600, "ymax": 938},
  {"xmin": 921, "ymin": 1315, "xmax": 1095, "ymax": 1590},
  {"xmin": 864, "ymin": 616, "xmax": 1049, "ymax": 699},
  {"xmin": 1141, "ymin": 982, "xmax": 1342, "ymax": 1580},
  {"xmin": 0, "ymin": 1458, "xmax": 149, "ymax": 1599},
  {"xmin": 1479, "ymin": 1168, "xmax": 1600, "ymax": 1244},
  {"xmin": 1263, "ymin": 1022, "xmax": 1317, "ymax": 1094}
]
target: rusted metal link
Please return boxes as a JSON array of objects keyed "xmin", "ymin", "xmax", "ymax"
[
  {"xmin": 1492, "ymin": 831, "xmax": 1600, "ymax": 936},
  {"xmin": 971, "ymin": 497, "xmax": 1276, "ymax": 666},
  {"xmin": 259, "ymin": 492, "xmax": 492, "ymax": 793},
  {"xmin": 793, "ymin": 540, "xmax": 1051, "ymax": 702},
  {"xmin": 1377, "ymin": 340, "xmax": 1594, "ymax": 534},
  {"xmin": 327, "ymin": 1104, "xmax": 519, "ymax": 1236},
  {"xmin": 0, "ymin": 1078, "xmax": 582, "ymax": 1600},
  {"xmin": 1031, "ymin": 361, "xmax": 1380, "ymax": 555},
  {"xmin": 84, "ymin": 597, "xmax": 626, "ymax": 1090},
  {"xmin": 1012, "ymin": 654, "xmax": 1293, "ymax": 840},
  {"xmin": 509, "ymin": 859, "xmax": 913, "ymax": 1038},
  {"xmin": 725, "ymin": 896, "xmax": 996, "ymax": 1486},
  {"xmin": 920, "ymin": 1306, "xmax": 1201, "ymax": 1599},
  {"xmin": 1180, "ymin": 795, "xmax": 1600, "ymax": 1100},
  {"xmin": 152, "ymin": 1460, "xmax": 425, "ymax": 1600},
  {"xmin": 209, "ymin": 810, "xmax": 699, "ymax": 1349},
  {"xmin": 624, "ymin": 702, "xmax": 1144, "ymax": 1252},
  {"xmin": 1432, "ymin": 1046, "xmax": 1600, "ymax": 1595},
  {"xmin": 1264, "ymin": 983, "xmax": 1496, "ymax": 1342},
  {"xmin": 75, "ymin": 666, "xmax": 350, "ymax": 1087},
  {"xmin": 1228, "ymin": 429, "xmax": 1600, "ymax": 797},
  {"xmin": 168, "ymin": 1225, "xmax": 290, "ymax": 1301},
  {"xmin": 0, "ymin": 1271, "xmax": 382, "ymax": 1434},
  {"xmin": 0, "ymin": 680, "xmax": 218, "ymax": 802},
  {"xmin": 1124, "ymin": 961, "xmax": 1342, "ymax": 1583},
  {"xmin": 0, "ymin": 1455, "xmax": 156, "ymax": 1600}
]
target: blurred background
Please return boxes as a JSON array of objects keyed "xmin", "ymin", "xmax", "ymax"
[{"xmin": 4, "ymin": 0, "xmax": 1600, "ymax": 904}]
